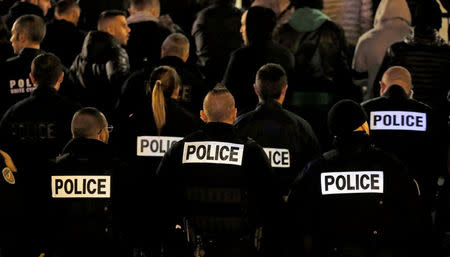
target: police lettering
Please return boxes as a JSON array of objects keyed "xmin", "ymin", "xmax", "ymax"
[
  {"xmin": 51, "ymin": 176, "xmax": 111, "ymax": 198},
  {"xmin": 137, "ymin": 136, "xmax": 183, "ymax": 157},
  {"xmin": 11, "ymin": 122, "xmax": 56, "ymax": 140},
  {"xmin": 263, "ymin": 148, "xmax": 290, "ymax": 168},
  {"xmin": 321, "ymin": 171, "xmax": 384, "ymax": 195},
  {"xmin": 9, "ymin": 78, "xmax": 36, "ymax": 94},
  {"xmin": 182, "ymin": 141, "xmax": 244, "ymax": 166},
  {"xmin": 370, "ymin": 111, "xmax": 426, "ymax": 131}
]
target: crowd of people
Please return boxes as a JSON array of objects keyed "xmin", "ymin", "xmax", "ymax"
[{"xmin": 0, "ymin": 0, "xmax": 449, "ymax": 257}]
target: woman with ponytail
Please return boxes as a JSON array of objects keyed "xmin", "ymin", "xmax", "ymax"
[{"xmin": 116, "ymin": 66, "xmax": 202, "ymax": 252}]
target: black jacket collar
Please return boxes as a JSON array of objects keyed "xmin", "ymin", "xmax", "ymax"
[
  {"xmin": 255, "ymin": 100, "xmax": 283, "ymax": 111},
  {"xmin": 382, "ymin": 85, "xmax": 409, "ymax": 101},
  {"xmin": 31, "ymin": 86, "xmax": 59, "ymax": 97},
  {"xmin": 204, "ymin": 122, "xmax": 235, "ymax": 137}
]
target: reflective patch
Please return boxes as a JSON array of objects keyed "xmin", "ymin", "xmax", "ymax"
[
  {"xmin": 370, "ymin": 111, "xmax": 426, "ymax": 131},
  {"xmin": 2, "ymin": 167, "xmax": 15, "ymax": 184},
  {"xmin": 321, "ymin": 171, "xmax": 384, "ymax": 195},
  {"xmin": 137, "ymin": 136, "xmax": 183, "ymax": 157},
  {"xmin": 51, "ymin": 176, "xmax": 111, "ymax": 198},
  {"xmin": 263, "ymin": 148, "xmax": 290, "ymax": 168},
  {"xmin": 182, "ymin": 141, "xmax": 244, "ymax": 166}
]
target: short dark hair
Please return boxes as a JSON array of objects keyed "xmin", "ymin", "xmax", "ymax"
[
  {"xmin": 31, "ymin": 53, "xmax": 63, "ymax": 87},
  {"xmin": 130, "ymin": 0, "xmax": 156, "ymax": 10},
  {"xmin": 13, "ymin": 14, "xmax": 46, "ymax": 43},
  {"xmin": 71, "ymin": 107, "xmax": 107, "ymax": 139},
  {"xmin": 292, "ymin": 0, "xmax": 324, "ymax": 9},
  {"xmin": 256, "ymin": 63, "xmax": 287, "ymax": 100},
  {"xmin": 55, "ymin": 0, "xmax": 79, "ymax": 16},
  {"xmin": 98, "ymin": 10, "xmax": 126, "ymax": 29},
  {"xmin": 246, "ymin": 6, "xmax": 276, "ymax": 43},
  {"xmin": 203, "ymin": 84, "xmax": 236, "ymax": 122},
  {"xmin": 413, "ymin": 0, "xmax": 442, "ymax": 30}
]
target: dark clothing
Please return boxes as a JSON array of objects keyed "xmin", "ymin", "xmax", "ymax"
[
  {"xmin": 287, "ymin": 136, "xmax": 420, "ymax": 257},
  {"xmin": 117, "ymin": 98, "xmax": 202, "ymax": 249},
  {"xmin": 0, "ymin": 86, "xmax": 79, "ymax": 246},
  {"xmin": 70, "ymin": 31, "xmax": 130, "ymax": 120},
  {"xmin": 0, "ymin": 41, "xmax": 13, "ymax": 63},
  {"xmin": 276, "ymin": 18, "xmax": 358, "ymax": 101},
  {"xmin": 118, "ymin": 56, "xmax": 207, "ymax": 118},
  {"xmin": 362, "ymin": 85, "xmax": 440, "ymax": 200},
  {"xmin": 234, "ymin": 100, "xmax": 320, "ymax": 196},
  {"xmin": 159, "ymin": 56, "xmax": 207, "ymax": 114},
  {"xmin": 0, "ymin": 48, "xmax": 45, "ymax": 117},
  {"xmin": 3, "ymin": 1, "xmax": 44, "ymax": 29},
  {"xmin": 374, "ymin": 29, "xmax": 450, "ymax": 125},
  {"xmin": 41, "ymin": 19, "xmax": 86, "ymax": 68},
  {"xmin": 192, "ymin": 3, "xmax": 242, "ymax": 87},
  {"xmin": 157, "ymin": 122, "xmax": 282, "ymax": 257},
  {"xmin": 126, "ymin": 20, "xmax": 171, "ymax": 72},
  {"xmin": 222, "ymin": 40, "xmax": 295, "ymax": 114},
  {"xmin": 48, "ymin": 138, "xmax": 119, "ymax": 256}
]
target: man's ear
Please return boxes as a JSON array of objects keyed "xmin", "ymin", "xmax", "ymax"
[
  {"xmin": 253, "ymin": 84, "xmax": 260, "ymax": 97},
  {"xmin": 231, "ymin": 108, "xmax": 237, "ymax": 122},
  {"xmin": 200, "ymin": 110, "xmax": 208, "ymax": 123},
  {"xmin": 29, "ymin": 73, "xmax": 36, "ymax": 84},
  {"xmin": 379, "ymin": 81, "xmax": 386, "ymax": 96}
]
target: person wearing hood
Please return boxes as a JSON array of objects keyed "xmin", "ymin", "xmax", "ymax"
[
  {"xmin": 3, "ymin": 0, "xmax": 51, "ymax": 29},
  {"xmin": 352, "ymin": 0, "xmax": 412, "ymax": 101},
  {"xmin": 222, "ymin": 6, "xmax": 295, "ymax": 115},
  {"xmin": 69, "ymin": 10, "xmax": 130, "ymax": 121},
  {"xmin": 287, "ymin": 99, "xmax": 422, "ymax": 257}
]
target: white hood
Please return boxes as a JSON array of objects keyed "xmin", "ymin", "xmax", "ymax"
[{"xmin": 374, "ymin": 0, "xmax": 411, "ymax": 27}]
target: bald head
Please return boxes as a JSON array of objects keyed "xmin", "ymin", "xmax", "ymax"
[
  {"xmin": 201, "ymin": 85, "xmax": 237, "ymax": 124},
  {"xmin": 71, "ymin": 107, "xmax": 109, "ymax": 143},
  {"xmin": 161, "ymin": 33, "xmax": 190, "ymax": 62},
  {"xmin": 380, "ymin": 66, "xmax": 413, "ymax": 96}
]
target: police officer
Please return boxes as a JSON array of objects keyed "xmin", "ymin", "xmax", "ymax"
[
  {"xmin": 235, "ymin": 63, "xmax": 320, "ymax": 199},
  {"xmin": 0, "ymin": 14, "xmax": 46, "ymax": 117},
  {"xmin": 287, "ymin": 99, "xmax": 421, "ymax": 257},
  {"xmin": 48, "ymin": 107, "xmax": 119, "ymax": 257},
  {"xmin": 0, "ymin": 53, "xmax": 79, "ymax": 248},
  {"xmin": 362, "ymin": 66, "xmax": 442, "ymax": 204},
  {"xmin": 116, "ymin": 65, "xmax": 202, "ymax": 254},
  {"xmin": 157, "ymin": 86, "xmax": 282, "ymax": 257}
]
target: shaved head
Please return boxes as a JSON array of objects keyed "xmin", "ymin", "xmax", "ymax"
[
  {"xmin": 71, "ymin": 107, "xmax": 108, "ymax": 142},
  {"xmin": 381, "ymin": 66, "xmax": 413, "ymax": 95},
  {"xmin": 202, "ymin": 85, "xmax": 236, "ymax": 123},
  {"xmin": 161, "ymin": 33, "xmax": 190, "ymax": 61}
]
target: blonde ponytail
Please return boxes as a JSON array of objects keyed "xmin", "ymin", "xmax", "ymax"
[{"xmin": 152, "ymin": 80, "xmax": 166, "ymax": 135}]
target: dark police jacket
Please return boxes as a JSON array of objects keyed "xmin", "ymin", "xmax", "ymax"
[
  {"xmin": 234, "ymin": 100, "xmax": 320, "ymax": 196},
  {"xmin": 287, "ymin": 135, "xmax": 420, "ymax": 257},
  {"xmin": 48, "ymin": 138, "xmax": 117, "ymax": 246},
  {"xmin": 3, "ymin": 1, "xmax": 44, "ymax": 29},
  {"xmin": 361, "ymin": 85, "xmax": 441, "ymax": 199},
  {"xmin": 116, "ymin": 98, "xmax": 202, "ymax": 246},
  {"xmin": 157, "ymin": 122, "xmax": 282, "ymax": 256},
  {"xmin": 0, "ymin": 86, "xmax": 79, "ymax": 244},
  {"xmin": 70, "ymin": 31, "xmax": 130, "ymax": 119},
  {"xmin": 0, "ymin": 48, "xmax": 45, "ymax": 117}
]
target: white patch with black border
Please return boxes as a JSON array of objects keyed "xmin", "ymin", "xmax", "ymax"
[
  {"xmin": 182, "ymin": 141, "xmax": 244, "ymax": 166},
  {"xmin": 321, "ymin": 171, "xmax": 384, "ymax": 195},
  {"xmin": 263, "ymin": 148, "xmax": 290, "ymax": 168},
  {"xmin": 370, "ymin": 111, "xmax": 426, "ymax": 131},
  {"xmin": 51, "ymin": 175, "xmax": 111, "ymax": 198},
  {"xmin": 137, "ymin": 136, "xmax": 183, "ymax": 157}
]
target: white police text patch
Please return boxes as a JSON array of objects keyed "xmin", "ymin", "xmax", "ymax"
[
  {"xmin": 52, "ymin": 176, "xmax": 111, "ymax": 198},
  {"xmin": 182, "ymin": 141, "xmax": 244, "ymax": 166},
  {"xmin": 370, "ymin": 111, "xmax": 426, "ymax": 131},
  {"xmin": 137, "ymin": 136, "xmax": 183, "ymax": 157},
  {"xmin": 321, "ymin": 171, "xmax": 383, "ymax": 195},
  {"xmin": 263, "ymin": 148, "xmax": 290, "ymax": 168}
]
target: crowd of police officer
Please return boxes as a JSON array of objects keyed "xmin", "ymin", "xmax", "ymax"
[{"xmin": 0, "ymin": 48, "xmax": 447, "ymax": 257}]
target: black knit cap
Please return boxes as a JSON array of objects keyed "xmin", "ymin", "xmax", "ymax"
[{"xmin": 328, "ymin": 99, "xmax": 367, "ymax": 138}]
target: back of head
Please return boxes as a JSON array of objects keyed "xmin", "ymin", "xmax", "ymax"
[
  {"xmin": 161, "ymin": 33, "xmax": 190, "ymax": 60},
  {"xmin": 328, "ymin": 99, "xmax": 368, "ymax": 139},
  {"xmin": 255, "ymin": 63, "xmax": 287, "ymax": 101},
  {"xmin": 381, "ymin": 66, "xmax": 412, "ymax": 95},
  {"xmin": 245, "ymin": 6, "xmax": 276, "ymax": 43},
  {"xmin": 203, "ymin": 84, "xmax": 236, "ymax": 123},
  {"xmin": 412, "ymin": 0, "xmax": 442, "ymax": 31},
  {"xmin": 129, "ymin": 0, "xmax": 159, "ymax": 14},
  {"xmin": 150, "ymin": 66, "xmax": 181, "ymax": 134},
  {"xmin": 55, "ymin": 0, "xmax": 80, "ymax": 18},
  {"xmin": 71, "ymin": 107, "xmax": 107, "ymax": 140},
  {"xmin": 97, "ymin": 10, "xmax": 125, "ymax": 31},
  {"xmin": 291, "ymin": 0, "xmax": 324, "ymax": 9},
  {"xmin": 13, "ymin": 14, "xmax": 46, "ymax": 44},
  {"xmin": 31, "ymin": 53, "xmax": 63, "ymax": 87}
]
